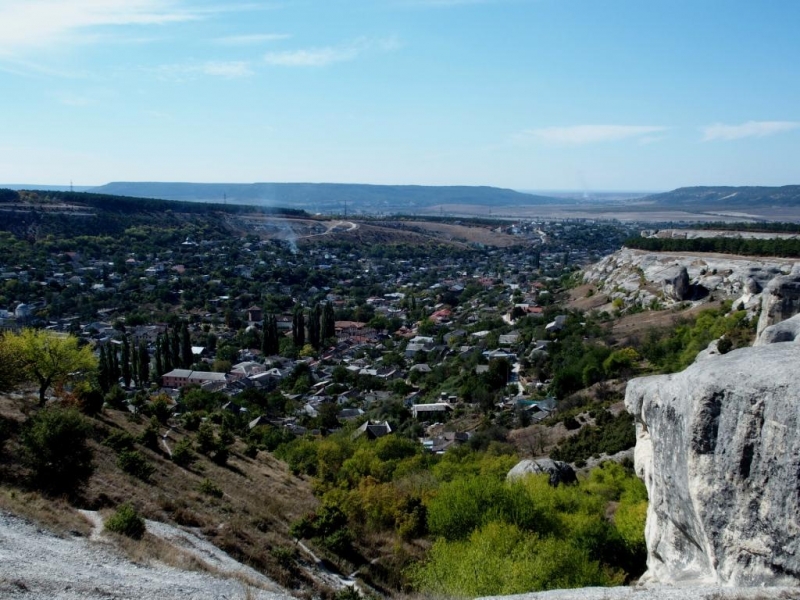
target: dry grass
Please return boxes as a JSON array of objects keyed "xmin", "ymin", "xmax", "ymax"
[
  {"xmin": 0, "ymin": 486, "xmax": 93, "ymax": 537},
  {"xmin": 0, "ymin": 392, "xmax": 320, "ymax": 593}
]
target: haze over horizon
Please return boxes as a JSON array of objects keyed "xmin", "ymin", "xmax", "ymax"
[{"xmin": 1, "ymin": 0, "xmax": 799, "ymax": 191}]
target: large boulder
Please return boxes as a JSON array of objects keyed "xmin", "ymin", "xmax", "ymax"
[
  {"xmin": 755, "ymin": 312, "xmax": 800, "ymax": 346},
  {"xmin": 756, "ymin": 268, "xmax": 800, "ymax": 338},
  {"xmin": 507, "ymin": 458, "xmax": 577, "ymax": 486},
  {"xmin": 661, "ymin": 266, "xmax": 691, "ymax": 301},
  {"xmin": 626, "ymin": 342, "xmax": 800, "ymax": 586}
]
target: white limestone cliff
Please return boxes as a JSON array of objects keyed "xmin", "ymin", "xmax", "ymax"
[{"xmin": 625, "ymin": 337, "xmax": 800, "ymax": 586}]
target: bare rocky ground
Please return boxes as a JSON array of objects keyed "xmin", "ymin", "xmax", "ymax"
[
  {"xmin": 0, "ymin": 510, "xmax": 293, "ymax": 600},
  {"xmin": 479, "ymin": 587, "xmax": 800, "ymax": 600}
]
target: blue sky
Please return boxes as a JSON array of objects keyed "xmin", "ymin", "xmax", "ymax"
[{"xmin": 1, "ymin": 0, "xmax": 799, "ymax": 191}]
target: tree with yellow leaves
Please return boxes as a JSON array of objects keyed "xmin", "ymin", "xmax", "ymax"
[{"xmin": 1, "ymin": 329, "xmax": 97, "ymax": 406}]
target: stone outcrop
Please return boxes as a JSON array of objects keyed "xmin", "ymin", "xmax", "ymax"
[
  {"xmin": 661, "ymin": 266, "xmax": 690, "ymax": 301},
  {"xmin": 507, "ymin": 458, "xmax": 577, "ymax": 486},
  {"xmin": 756, "ymin": 266, "xmax": 800, "ymax": 338},
  {"xmin": 755, "ymin": 312, "xmax": 800, "ymax": 345},
  {"xmin": 626, "ymin": 341, "xmax": 800, "ymax": 586},
  {"xmin": 583, "ymin": 248, "xmax": 797, "ymax": 313}
]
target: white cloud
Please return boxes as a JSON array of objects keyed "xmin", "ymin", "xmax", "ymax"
[
  {"xmin": 525, "ymin": 125, "xmax": 668, "ymax": 145},
  {"xmin": 201, "ymin": 60, "xmax": 253, "ymax": 78},
  {"xmin": 263, "ymin": 37, "xmax": 400, "ymax": 67},
  {"xmin": 213, "ymin": 33, "xmax": 290, "ymax": 46},
  {"xmin": 394, "ymin": 0, "xmax": 496, "ymax": 6},
  {"xmin": 0, "ymin": 0, "xmax": 201, "ymax": 56},
  {"xmin": 701, "ymin": 121, "xmax": 800, "ymax": 142},
  {"xmin": 151, "ymin": 60, "xmax": 253, "ymax": 81}
]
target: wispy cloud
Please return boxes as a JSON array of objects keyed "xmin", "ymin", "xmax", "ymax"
[
  {"xmin": 52, "ymin": 91, "xmax": 95, "ymax": 106},
  {"xmin": 701, "ymin": 120, "xmax": 800, "ymax": 142},
  {"xmin": 0, "ymin": 0, "xmax": 201, "ymax": 56},
  {"xmin": 213, "ymin": 33, "xmax": 290, "ymax": 46},
  {"xmin": 152, "ymin": 60, "xmax": 254, "ymax": 81},
  {"xmin": 524, "ymin": 125, "xmax": 668, "ymax": 145},
  {"xmin": 201, "ymin": 60, "xmax": 253, "ymax": 78},
  {"xmin": 394, "ymin": 0, "xmax": 498, "ymax": 6},
  {"xmin": 263, "ymin": 37, "xmax": 400, "ymax": 67}
]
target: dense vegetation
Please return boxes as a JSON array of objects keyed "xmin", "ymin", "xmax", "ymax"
[
  {"xmin": 273, "ymin": 427, "xmax": 647, "ymax": 593},
  {"xmin": 626, "ymin": 235, "xmax": 800, "ymax": 257}
]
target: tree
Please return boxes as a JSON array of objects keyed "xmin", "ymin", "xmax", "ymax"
[
  {"xmin": 21, "ymin": 406, "xmax": 94, "ymax": 493},
  {"xmin": 308, "ymin": 303, "xmax": 321, "ymax": 349},
  {"xmin": 121, "ymin": 336, "xmax": 132, "ymax": 388},
  {"xmin": 2, "ymin": 329, "xmax": 97, "ymax": 406},
  {"xmin": 0, "ymin": 333, "xmax": 23, "ymax": 392},
  {"xmin": 322, "ymin": 301, "xmax": 336, "ymax": 341},
  {"xmin": 181, "ymin": 322, "xmax": 193, "ymax": 369},
  {"xmin": 292, "ymin": 304, "xmax": 305, "ymax": 348},
  {"xmin": 262, "ymin": 313, "xmax": 280, "ymax": 356},
  {"xmin": 137, "ymin": 341, "xmax": 150, "ymax": 386}
]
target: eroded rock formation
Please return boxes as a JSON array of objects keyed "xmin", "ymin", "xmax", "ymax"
[
  {"xmin": 507, "ymin": 459, "xmax": 577, "ymax": 486},
  {"xmin": 626, "ymin": 341, "xmax": 800, "ymax": 586}
]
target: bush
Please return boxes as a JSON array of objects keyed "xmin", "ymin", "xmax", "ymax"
[
  {"xmin": 104, "ymin": 429, "xmax": 135, "ymax": 452},
  {"xmin": 21, "ymin": 407, "xmax": 94, "ymax": 494},
  {"xmin": 117, "ymin": 450, "xmax": 155, "ymax": 482},
  {"xmin": 105, "ymin": 503, "xmax": 146, "ymax": 539},
  {"xmin": 137, "ymin": 417, "xmax": 160, "ymax": 451},
  {"xmin": 198, "ymin": 477, "xmax": 223, "ymax": 498},
  {"xmin": 171, "ymin": 437, "xmax": 195, "ymax": 468}
]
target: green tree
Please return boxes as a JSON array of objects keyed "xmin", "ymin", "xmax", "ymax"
[
  {"xmin": 137, "ymin": 341, "xmax": 150, "ymax": 387},
  {"xmin": 21, "ymin": 407, "xmax": 94, "ymax": 493},
  {"xmin": 181, "ymin": 322, "xmax": 193, "ymax": 369},
  {"xmin": 121, "ymin": 336, "xmax": 132, "ymax": 388},
  {"xmin": 308, "ymin": 303, "xmax": 321, "ymax": 349},
  {"xmin": 3, "ymin": 329, "xmax": 97, "ymax": 406},
  {"xmin": 292, "ymin": 304, "xmax": 305, "ymax": 348},
  {"xmin": 322, "ymin": 301, "xmax": 336, "ymax": 342}
]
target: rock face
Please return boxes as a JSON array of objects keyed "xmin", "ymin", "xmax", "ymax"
[
  {"xmin": 661, "ymin": 266, "xmax": 691, "ymax": 301},
  {"xmin": 507, "ymin": 459, "xmax": 577, "ymax": 486},
  {"xmin": 583, "ymin": 248, "xmax": 797, "ymax": 313},
  {"xmin": 626, "ymin": 341, "xmax": 800, "ymax": 586},
  {"xmin": 755, "ymin": 313, "xmax": 800, "ymax": 345},
  {"xmin": 756, "ymin": 267, "xmax": 800, "ymax": 338}
]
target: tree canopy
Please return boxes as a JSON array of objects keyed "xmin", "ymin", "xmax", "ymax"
[{"xmin": 1, "ymin": 329, "xmax": 97, "ymax": 405}]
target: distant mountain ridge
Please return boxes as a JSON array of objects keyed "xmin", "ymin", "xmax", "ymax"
[
  {"xmin": 641, "ymin": 185, "xmax": 800, "ymax": 208},
  {"xmin": 88, "ymin": 182, "xmax": 570, "ymax": 212}
]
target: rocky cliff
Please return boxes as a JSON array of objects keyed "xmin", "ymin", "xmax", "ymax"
[
  {"xmin": 583, "ymin": 248, "xmax": 800, "ymax": 335},
  {"xmin": 625, "ymin": 333, "xmax": 800, "ymax": 586}
]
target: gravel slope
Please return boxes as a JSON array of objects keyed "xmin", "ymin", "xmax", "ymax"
[{"xmin": 0, "ymin": 511, "xmax": 293, "ymax": 600}]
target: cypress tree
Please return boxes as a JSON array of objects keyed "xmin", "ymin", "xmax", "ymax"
[
  {"xmin": 181, "ymin": 323, "xmax": 192, "ymax": 368},
  {"xmin": 170, "ymin": 327, "xmax": 180, "ymax": 369},
  {"xmin": 111, "ymin": 347, "xmax": 121, "ymax": 384},
  {"xmin": 154, "ymin": 337, "xmax": 164, "ymax": 377},
  {"xmin": 322, "ymin": 301, "xmax": 336, "ymax": 341},
  {"xmin": 121, "ymin": 336, "xmax": 132, "ymax": 388},
  {"xmin": 161, "ymin": 334, "xmax": 172, "ymax": 373},
  {"xmin": 98, "ymin": 345, "xmax": 110, "ymax": 392},
  {"xmin": 308, "ymin": 303, "xmax": 321, "ymax": 349},
  {"xmin": 131, "ymin": 339, "xmax": 140, "ymax": 387},
  {"xmin": 138, "ymin": 342, "xmax": 150, "ymax": 385},
  {"xmin": 292, "ymin": 304, "xmax": 305, "ymax": 348}
]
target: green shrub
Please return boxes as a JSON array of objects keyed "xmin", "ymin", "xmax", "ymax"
[
  {"xmin": 137, "ymin": 417, "xmax": 160, "ymax": 451},
  {"xmin": 412, "ymin": 521, "xmax": 621, "ymax": 597},
  {"xmin": 21, "ymin": 407, "xmax": 94, "ymax": 494},
  {"xmin": 171, "ymin": 437, "xmax": 195, "ymax": 467},
  {"xmin": 105, "ymin": 503, "xmax": 146, "ymax": 539},
  {"xmin": 195, "ymin": 422, "xmax": 216, "ymax": 454},
  {"xmin": 181, "ymin": 411, "xmax": 202, "ymax": 431},
  {"xmin": 117, "ymin": 450, "xmax": 155, "ymax": 482},
  {"xmin": 198, "ymin": 477, "xmax": 223, "ymax": 498},
  {"xmin": 104, "ymin": 429, "xmax": 135, "ymax": 452}
]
